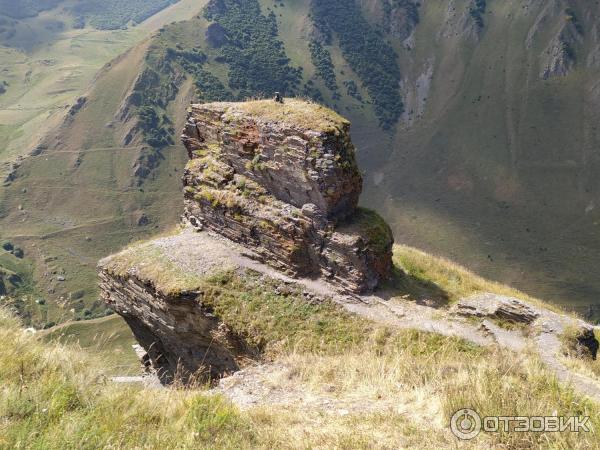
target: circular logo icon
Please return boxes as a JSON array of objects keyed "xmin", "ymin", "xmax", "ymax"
[{"xmin": 450, "ymin": 408, "xmax": 482, "ymax": 440}]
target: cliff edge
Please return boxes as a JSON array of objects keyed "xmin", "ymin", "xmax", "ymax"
[{"xmin": 99, "ymin": 99, "xmax": 395, "ymax": 383}]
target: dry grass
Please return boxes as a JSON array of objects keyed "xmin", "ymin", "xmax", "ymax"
[
  {"xmin": 28, "ymin": 233, "xmax": 600, "ymax": 448},
  {"xmin": 260, "ymin": 332, "xmax": 600, "ymax": 449},
  {"xmin": 2, "ymin": 300, "xmax": 600, "ymax": 449},
  {"xmin": 560, "ymin": 326, "xmax": 600, "ymax": 383},
  {"xmin": 99, "ymin": 227, "xmax": 205, "ymax": 296},
  {"xmin": 393, "ymin": 244, "xmax": 569, "ymax": 314},
  {"xmin": 214, "ymin": 98, "xmax": 350, "ymax": 132},
  {"xmin": 562, "ymin": 356, "xmax": 600, "ymax": 384}
]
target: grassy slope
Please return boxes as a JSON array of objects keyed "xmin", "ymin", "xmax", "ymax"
[
  {"xmin": 0, "ymin": 0, "xmax": 202, "ymax": 171},
  {"xmin": 41, "ymin": 315, "xmax": 139, "ymax": 375},
  {"xmin": 358, "ymin": 0, "xmax": 600, "ymax": 315},
  {"xmin": 0, "ymin": 7, "xmax": 205, "ymax": 325},
  {"xmin": 3, "ymin": 258, "xmax": 600, "ymax": 448}
]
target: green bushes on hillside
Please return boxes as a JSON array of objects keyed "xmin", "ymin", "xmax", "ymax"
[
  {"xmin": 204, "ymin": 0, "xmax": 302, "ymax": 98},
  {"xmin": 172, "ymin": 48, "xmax": 234, "ymax": 102},
  {"xmin": 343, "ymin": 80, "xmax": 362, "ymax": 101},
  {"xmin": 137, "ymin": 106, "xmax": 175, "ymax": 148},
  {"xmin": 565, "ymin": 7, "xmax": 584, "ymax": 34},
  {"xmin": 469, "ymin": 0, "xmax": 487, "ymax": 28},
  {"xmin": 127, "ymin": 63, "xmax": 178, "ymax": 149},
  {"xmin": 129, "ymin": 24, "xmax": 236, "ymax": 149},
  {"xmin": 302, "ymin": 80, "xmax": 325, "ymax": 103},
  {"xmin": 310, "ymin": 0, "xmax": 403, "ymax": 129},
  {"xmin": 309, "ymin": 40, "xmax": 338, "ymax": 93},
  {"xmin": 69, "ymin": 0, "xmax": 179, "ymax": 30}
]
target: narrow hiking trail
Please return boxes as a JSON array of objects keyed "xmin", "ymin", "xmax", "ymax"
[{"xmin": 113, "ymin": 227, "xmax": 600, "ymax": 407}]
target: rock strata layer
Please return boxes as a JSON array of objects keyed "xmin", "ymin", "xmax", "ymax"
[
  {"xmin": 181, "ymin": 99, "xmax": 393, "ymax": 293},
  {"xmin": 455, "ymin": 293, "xmax": 599, "ymax": 359},
  {"xmin": 99, "ymin": 262, "xmax": 243, "ymax": 384},
  {"xmin": 99, "ymin": 100, "xmax": 395, "ymax": 383}
]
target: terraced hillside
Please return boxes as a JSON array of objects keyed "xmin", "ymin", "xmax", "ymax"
[{"xmin": 4, "ymin": 0, "xmax": 600, "ymax": 328}]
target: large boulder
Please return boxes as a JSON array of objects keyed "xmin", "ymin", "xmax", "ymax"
[{"xmin": 182, "ymin": 99, "xmax": 393, "ymax": 293}]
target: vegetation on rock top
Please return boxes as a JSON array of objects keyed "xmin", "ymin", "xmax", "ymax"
[
  {"xmin": 346, "ymin": 207, "xmax": 394, "ymax": 255},
  {"xmin": 101, "ymin": 240, "xmax": 206, "ymax": 297},
  {"xmin": 219, "ymin": 98, "xmax": 350, "ymax": 132}
]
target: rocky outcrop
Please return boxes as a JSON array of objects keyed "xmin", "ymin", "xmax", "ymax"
[
  {"xmin": 181, "ymin": 99, "xmax": 393, "ymax": 293},
  {"xmin": 539, "ymin": 11, "xmax": 583, "ymax": 80},
  {"xmin": 361, "ymin": 0, "xmax": 419, "ymax": 43},
  {"xmin": 454, "ymin": 293, "xmax": 599, "ymax": 359},
  {"xmin": 540, "ymin": 34, "xmax": 577, "ymax": 79},
  {"xmin": 99, "ymin": 100, "xmax": 395, "ymax": 384},
  {"xmin": 454, "ymin": 293, "xmax": 540, "ymax": 324},
  {"xmin": 99, "ymin": 265, "xmax": 244, "ymax": 384}
]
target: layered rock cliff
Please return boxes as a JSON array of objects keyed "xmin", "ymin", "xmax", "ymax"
[
  {"xmin": 181, "ymin": 99, "xmax": 393, "ymax": 293},
  {"xmin": 99, "ymin": 100, "xmax": 395, "ymax": 383}
]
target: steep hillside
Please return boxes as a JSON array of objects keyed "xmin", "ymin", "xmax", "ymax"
[
  {"xmin": 5, "ymin": 0, "xmax": 600, "ymax": 326},
  {"xmin": 365, "ymin": 0, "xmax": 600, "ymax": 314},
  {"xmin": 0, "ymin": 0, "xmax": 200, "ymax": 172},
  {"xmin": 0, "ymin": 1, "xmax": 204, "ymax": 324},
  {"xmin": 0, "ymin": 36, "xmax": 194, "ymax": 326}
]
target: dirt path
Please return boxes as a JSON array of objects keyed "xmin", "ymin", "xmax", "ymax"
[{"xmin": 118, "ymin": 227, "xmax": 600, "ymax": 406}]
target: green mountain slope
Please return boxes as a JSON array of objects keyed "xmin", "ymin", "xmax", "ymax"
[
  {"xmin": 366, "ymin": 0, "xmax": 600, "ymax": 313},
  {"xmin": 0, "ymin": 0, "xmax": 200, "ymax": 172},
  {"xmin": 4, "ymin": 0, "xmax": 600, "ymax": 326}
]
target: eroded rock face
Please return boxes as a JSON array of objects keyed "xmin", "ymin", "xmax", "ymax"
[
  {"xmin": 455, "ymin": 293, "xmax": 599, "ymax": 359},
  {"xmin": 99, "ymin": 268, "xmax": 243, "ymax": 384},
  {"xmin": 454, "ymin": 293, "xmax": 540, "ymax": 324},
  {"xmin": 98, "ymin": 100, "xmax": 394, "ymax": 384},
  {"xmin": 181, "ymin": 99, "xmax": 393, "ymax": 293}
]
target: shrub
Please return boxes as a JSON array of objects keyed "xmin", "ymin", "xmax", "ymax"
[
  {"xmin": 309, "ymin": 40, "xmax": 338, "ymax": 92},
  {"xmin": 311, "ymin": 0, "xmax": 403, "ymax": 129}
]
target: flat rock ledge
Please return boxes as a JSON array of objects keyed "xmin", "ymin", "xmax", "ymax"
[{"xmin": 99, "ymin": 228, "xmax": 352, "ymax": 384}]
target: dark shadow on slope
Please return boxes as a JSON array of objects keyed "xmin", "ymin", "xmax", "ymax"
[{"xmin": 376, "ymin": 265, "xmax": 450, "ymax": 308}]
